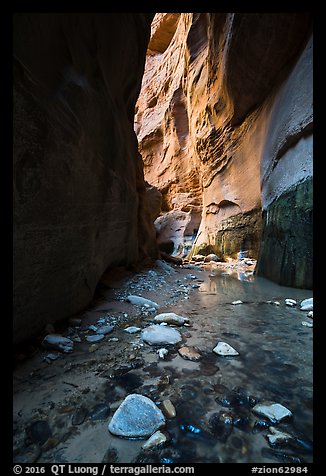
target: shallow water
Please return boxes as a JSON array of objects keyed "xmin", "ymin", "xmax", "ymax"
[
  {"xmin": 13, "ymin": 264, "xmax": 313, "ymax": 464},
  {"xmin": 151, "ymin": 269, "xmax": 313, "ymax": 463}
]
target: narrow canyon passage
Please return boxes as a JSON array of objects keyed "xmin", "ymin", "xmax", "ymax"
[{"xmin": 13, "ymin": 13, "xmax": 313, "ymax": 466}]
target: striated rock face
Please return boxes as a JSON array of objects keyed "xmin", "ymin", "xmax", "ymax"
[
  {"xmin": 136, "ymin": 13, "xmax": 312, "ymax": 287},
  {"xmin": 13, "ymin": 13, "xmax": 156, "ymax": 345}
]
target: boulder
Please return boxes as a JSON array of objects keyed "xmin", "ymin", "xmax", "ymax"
[
  {"xmin": 141, "ymin": 324, "xmax": 182, "ymax": 345},
  {"xmin": 108, "ymin": 394, "xmax": 165, "ymax": 438}
]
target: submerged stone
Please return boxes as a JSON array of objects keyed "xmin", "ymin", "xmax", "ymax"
[
  {"xmin": 86, "ymin": 334, "xmax": 104, "ymax": 343},
  {"xmin": 252, "ymin": 402, "xmax": 292, "ymax": 423},
  {"xmin": 178, "ymin": 346, "xmax": 202, "ymax": 361},
  {"xmin": 213, "ymin": 341, "xmax": 239, "ymax": 356},
  {"xmin": 108, "ymin": 394, "xmax": 165, "ymax": 438},
  {"xmin": 161, "ymin": 399, "xmax": 176, "ymax": 418},
  {"xmin": 141, "ymin": 430, "xmax": 168, "ymax": 450},
  {"xmin": 141, "ymin": 324, "xmax": 182, "ymax": 345},
  {"xmin": 157, "ymin": 348, "xmax": 168, "ymax": 359}
]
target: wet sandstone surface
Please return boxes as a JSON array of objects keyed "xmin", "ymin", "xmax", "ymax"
[{"xmin": 13, "ymin": 260, "xmax": 313, "ymax": 464}]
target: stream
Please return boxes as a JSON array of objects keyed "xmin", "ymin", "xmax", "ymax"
[{"xmin": 13, "ymin": 261, "xmax": 313, "ymax": 464}]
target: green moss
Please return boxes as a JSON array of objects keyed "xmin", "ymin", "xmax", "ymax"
[{"xmin": 256, "ymin": 178, "xmax": 312, "ymax": 289}]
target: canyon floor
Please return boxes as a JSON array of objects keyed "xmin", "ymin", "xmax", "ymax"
[{"xmin": 13, "ymin": 259, "xmax": 313, "ymax": 464}]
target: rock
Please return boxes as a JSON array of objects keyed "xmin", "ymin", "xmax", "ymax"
[
  {"xmin": 302, "ymin": 321, "xmax": 313, "ymax": 327},
  {"xmin": 127, "ymin": 295, "xmax": 159, "ymax": 308},
  {"xmin": 96, "ymin": 325, "xmax": 114, "ymax": 335},
  {"xmin": 231, "ymin": 300, "xmax": 243, "ymax": 305},
  {"xmin": 28, "ymin": 420, "xmax": 52, "ymax": 445},
  {"xmin": 300, "ymin": 297, "xmax": 313, "ymax": 311},
  {"xmin": 157, "ymin": 348, "xmax": 168, "ymax": 359},
  {"xmin": 86, "ymin": 334, "xmax": 104, "ymax": 343},
  {"xmin": 307, "ymin": 311, "xmax": 313, "ymax": 318},
  {"xmin": 204, "ymin": 254, "xmax": 220, "ymax": 262},
  {"xmin": 124, "ymin": 326, "xmax": 142, "ymax": 334},
  {"xmin": 285, "ymin": 299, "xmax": 297, "ymax": 307},
  {"xmin": 90, "ymin": 403, "xmax": 110, "ymax": 421},
  {"xmin": 244, "ymin": 259, "xmax": 256, "ymax": 265},
  {"xmin": 178, "ymin": 346, "xmax": 201, "ymax": 361},
  {"xmin": 252, "ymin": 401, "xmax": 292, "ymax": 423},
  {"xmin": 153, "ymin": 312, "xmax": 189, "ymax": 326},
  {"xmin": 44, "ymin": 352, "xmax": 61, "ymax": 362},
  {"xmin": 88, "ymin": 325, "xmax": 98, "ymax": 332},
  {"xmin": 141, "ymin": 324, "xmax": 182, "ymax": 345},
  {"xmin": 13, "ymin": 445, "xmax": 42, "ymax": 463},
  {"xmin": 266, "ymin": 427, "xmax": 293, "ymax": 447},
  {"xmin": 192, "ymin": 254, "xmax": 206, "ymax": 262},
  {"xmin": 72, "ymin": 407, "xmax": 89, "ymax": 425},
  {"xmin": 142, "ymin": 430, "xmax": 168, "ymax": 450},
  {"xmin": 209, "ymin": 412, "xmax": 233, "ymax": 442},
  {"xmin": 161, "ymin": 400, "xmax": 176, "ymax": 418},
  {"xmin": 213, "ymin": 341, "xmax": 239, "ymax": 356},
  {"xmin": 42, "ymin": 334, "xmax": 74, "ymax": 353},
  {"xmin": 108, "ymin": 394, "xmax": 166, "ymax": 438}
]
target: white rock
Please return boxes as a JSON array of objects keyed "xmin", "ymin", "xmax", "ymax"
[
  {"xmin": 285, "ymin": 299, "xmax": 297, "ymax": 307},
  {"xmin": 42, "ymin": 334, "xmax": 74, "ymax": 353},
  {"xmin": 141, "ymin": 430, "xmax": 168, "ymax": 450},
  {"xmin": 124, "ymin": 326, "xmax": 142, "ymax": 334},
  {"xmin": 300, "ymin": 298, "xmax": 313, "ymax": 311},
  {"xmin": 266, "ymin": 427, "xmax": 293, "ymax": 446},
  {"xmin": 302, "ymin": 321, "xmax": 313, "ymax": 327},
  {"xmin": 108, "ymin": 394, "xmax": 165, "ymax": 438},
  {"xmin": 157, "ymin": 348, "xmax": 168, "ymax": 359},
  {"xmin": 252, "ymin": 402, "xmax": 292, "ymax": 423},
  {"xmin": 307, "ymin": 311, "xmax": 313, "ymax": 318},
  {"xmin": 141, "ymin": 324, "xmax": 182, "ymax": 345},
  {"xmin": 127, "ymin": 295, "xmax": 159, "ymax": 309},
  {"xmin": 231, "ymin": 300, "xmax": 243, "ymax": 305},
  {"xmin": 213, "ymin": 341, "xmax": 239, "ymax": 356},
  {"xmin": 154, "ymin": 312, "xmax": 189, "ymax": 326},
  {"xmin": 204, "ymin": 254, "xmax": 220, "ymax": 262},
  {"xmin": 86, "ymin": 334, "xmax": 104, "ymax": 343}
]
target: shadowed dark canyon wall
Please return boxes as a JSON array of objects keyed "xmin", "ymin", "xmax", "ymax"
[
  {"xmin": 136, "ymin": 13, "xmax": 312, "ymax": 287},
  {"xmin": 13, "ymin": 13, "xmax": 156, "ymax": 345}
]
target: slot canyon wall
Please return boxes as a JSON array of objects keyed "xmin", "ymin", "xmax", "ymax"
[
  {"xmin": 136, "ymin": 13, "xmax": 312, "ymax": 287},
  {"xmin": 13, "ymin": 12, "xmax": 313, "ymax": 345},
  {"xmin": 13, "ymin": 13, "xmax": 156, "ymax": 345}
]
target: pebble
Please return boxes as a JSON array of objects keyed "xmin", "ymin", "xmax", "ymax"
[
  {"xmin": 28, "ymin": 420, "xmax": 52, "ymax": 445},
  {"xmin": 124, "ymin": 326, "xmax": 142, "ymax": 334},
  {"xmin": 252, "ymin": 402, "xmax": 292, "ymax": 423},
  {"xmin": 141, "ymin": 324, "xmax": 182, "ymax": 345},
  {"xmin": 90, "ymin": 403, "xmax": 110, "ymax": 421},
  {"xmin": 302, "ymin": 321, "xmax": 313, "ymax": 327},
  {"xmin": 96, "ymin": 325, "xmax": 114, "ymax": 335},
  {"xmin": 42, "ymin": 334, "xmax": 74, "ymax": 353},
  {"xmin": 86, "ymin": 334, "xmax": 104, "ymax": 343},
  {"xmin": 72, "ymin": 407, "xmax": 88, "ymax": 425},
  {"xmin": 141, "ymin": 430, "xmax": 168, "ymax": 450},
  {"xmin": 154, "ymin": 312, "xmax": 189, "ymax": 326},
  {"xmin": 300, "ymin": 298, "xmax": 313, "ymax": 311},
  {"xmin": 307, "ymin": 311, "xmax": 313, "ymax": 318},
  {"xmin": 231, "ymin": 300, "xmax": 243, "ymax": 305},
  {"xmin": 285, "ymin": 299, "xmax": 297, "ymax": 307},
  {"xmin": 88, "ymin": 325, "xmax": 98, "ymax": 332},
  {"xmin": 108, "ymin": 394, "xmax": 165, "ymax": 438},
  {"xmin": 127, "ymin": 295, "xmax": 159, "ymax": 308},
  {"xmin": 161, "ymin": 400, "xmax": 176, "ymax": 418},
  {"xmin": 213, "ymin": 341, "xmax": 239, "ymax": 356},
  {"xmin": 157, "ymin": 348, "xmax": 168, "ymax": 359},
  {"xmin": 178, "ymin": 346, "xmax": 201, "ymax": 361},
  {"xmin": 266, "ymin": 427, "xmax": 293, "ymax": 447}
]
